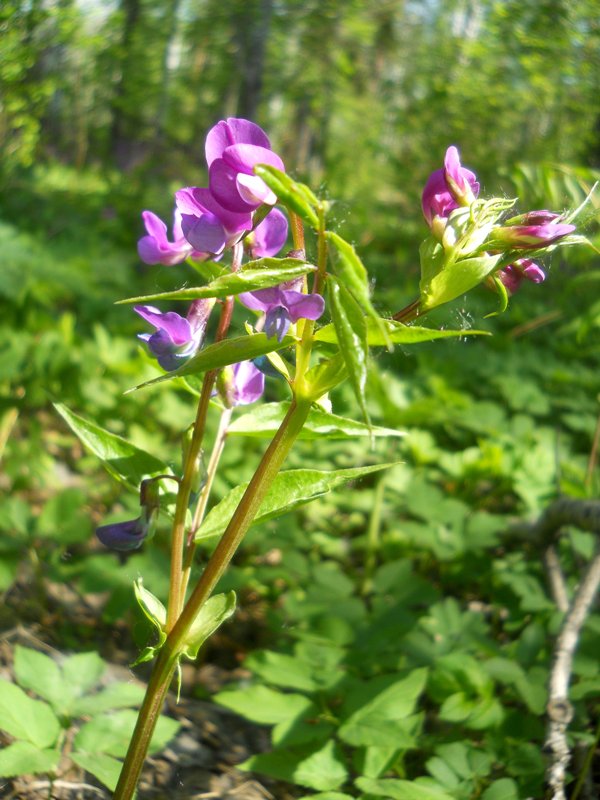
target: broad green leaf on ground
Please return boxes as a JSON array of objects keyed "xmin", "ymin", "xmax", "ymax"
[
  {"xmin": 481, "ymin": 779, "xmax": 520, "ymax": 800},
  {"xmin": 54, "ymin": 403, "xmax": 170, "ymax": 490},
  {"xmin": 60, "ymin": 652, "xmax": 106, "ymax": 710},
  {"xmin": 0, "ymin": 741, "xmax": 61, "ymax": 778},
  {"xmin": 327, "ymin": 276, "xmax": 369, "ymax": 425},
  {"xmin": 195, "ymin": 463, "xmax": 398, "ymax": 541},
  {"xmin": 128, "ymin": 333, "xmax": 295, "ymax": 392},
  {"xmin": 338, "ymin": 669, "xmax": 428, "ymax": 747},
  {"xmin": 326, "ymin": 231, "xmax": 391, "ymax": 347},
  {"xmin": 182, "ymin": 591, "xmax": 237, "ymax": 660},
  {"xmin": 71, "ymin": 752, "xmax": 123, "ymax": 792},
  {"xmin": 215, "ymin": 684, "xmax": 314, "ymax": 725},
  {"xmin": 14, "ymin": 647, "xmax": 64, "ymax": 713},
  {"xmin": 298, "ymin": 795, "xmax": 354, "ymax": 800},
  {"xmin": 71, "ymin": 682, "xmax": 146, "ymax": 717},
  {"xmin": 245, "ymin": 650, "xmax": 319, "ymax": 692},
  {"xmin": 0, "ymin": 680, "xmax": 60, "ymax": 748},
  {"xmin": 228, "ymin": 402, "xmax": 404, "ymax": 440},
  {"xmin": 118, "ymin": 259, "xmax": 316, "ymax": 304},
  {"xmin": 356, "ymin": 777, "xmax": 455, "ymax": 800},
  {"xmin": 315, "ymin": 319, "xmax": 490, "ymax": 346},
  {"xmin": 74, "ymin": 709, "xmax": 179, "ymax": 758},
  {"xmin": 243, "ymin": 740, "xmax": 348, "ymax": 792},
  {"xmin": 254, "ymin": 165, "xmax": 319, "ymax": 226}
]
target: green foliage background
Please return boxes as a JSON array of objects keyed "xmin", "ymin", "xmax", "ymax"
[{"xmin": 0, "ymin": 0, "xmax": 599, "ymax": 797}]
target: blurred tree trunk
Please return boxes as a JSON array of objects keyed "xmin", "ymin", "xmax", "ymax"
[
  {"xmin": 233, "ymin": 0, "xmax": 273, "ymax": 120},
  {"xmin": 109, "ymin": 0, "xmax": 142, "ymax": 169},
  {"xmin": 154, "ymin": 0, "xmax": 182, "ymax": 149}
]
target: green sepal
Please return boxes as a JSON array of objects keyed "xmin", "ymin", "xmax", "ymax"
[
  {"xmin": 304, "ymin": 353, "xmax": 348, "ymax": 399},
  {"xmin": 485, "ymin": 274, "xmax": 510, "ymax": 318},
  {"xmin": 326, "ymin": 231, "xmax": 392, "ymax": 349},
  {"xmin": 118, "ymin": 259, "xmax": 316, "ymax": 304},
  {"xmin": 327, "ymin": 276, "xmax": 370, "ymax": 426},
  {"xmin": 181, "ymin": 591, "xmax": 237, "ymax": 661},
  {"xmin": 127, "ymin": 332, "xmax": 296, "ymax": 392},
  {"xmin": 132, "ymin": 579, "xmax": 167, "ymax": 666},
  {"xmin": 254, "ymin": 165, "xmax": 320, "ymax": 227},
  {"xmin": 420, "ymin": 240, "xmax": 502, "ymax": 311}
]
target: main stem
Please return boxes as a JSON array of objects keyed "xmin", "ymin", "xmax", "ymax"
[{"xmin": 113, "ymin": 396, "xmax": 312, "ymax": 800}]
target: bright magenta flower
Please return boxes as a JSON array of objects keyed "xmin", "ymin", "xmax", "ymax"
[
  {"xmin": 421, "ymin": 146, "xmax": 479, "ymax": 226},
  {"xmin": 137, "ymin": 209, "xmax": 205, "ymax": 265},
  {"xmin": 239, "ymin": 283, "xmax": 325, "ymax": 342},
  {"xmin": 135, "ymin": 299, "xmax": 214, "ymax": 371},
  {"xmin": 498, "ymin": 259, "xmax": 545, "ymax": 294},
  {"xmin": 206, "ymin": 118, "xmax": 285, "ymax": 213}
]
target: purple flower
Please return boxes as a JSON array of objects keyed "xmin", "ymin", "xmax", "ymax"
[
  {"xmin": 138, "ymin": 209, "xmax": 207, "ymax": 266},
  {"xmin": 135, "ymin": 299, "xmax": 214, "ymax": 371},
  {"xmin": 422, "ymin": 146, "xmax": 480, "ymax": 226},
  {"xmin": 239, "ymin": 283, "xmax": 325, "ymax": 342},
  {"xmin": 491, "ymin": 221, "xmax": 575, "ymax": 249},
  {"xmin": 231, "ymin": 361, "xmax": 265, "ymax": 405},
  {"xmin": 96, "ymin": 517, "xmax": 148, "ymax": 552},
  {"xmin": 247, "ymin": 208, "xmax": 288, "ymax": 258},
  {"xmin": 206, "ymin": 118, "xmax": 285, "ymax": 213},
  {"xmin": 176, "ymin": 186, "xmax": 253, "ymax": 256},
  {"xmin": 498, "ymin": 258, "xmax": 546, "ymax": 295}
]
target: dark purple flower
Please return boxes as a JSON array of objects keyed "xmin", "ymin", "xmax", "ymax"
[
  {"xmin": 96, "ymin": 517, "xmax": 148, "ymax": 552},
  {"xmin": 137, "ymin": 209, "xmax": 207, "ymax": 266},
  {"xmin": 135, "ymin": 299, "xmax": 214, "ymax": 371},
  {"xmin": 176, "ymin": 186, "xmax": 253, "ymax": 256},
  {"xmin": 498, "ymin": 258, "xmax": 546, "ymax": 295},
  {"xmin": 422, "ymin": 146, "xmax": 479, "ymax": 226},
  {"xmin": 492, "ymin": 221, "xmax": 575, "ymax": 249},
  {"xmin": 239, "ymin": 283, "xmax": 325, "ymax": 342},
  {"xmin": 247, "ymin": 208, "xmax": 288, "ymax": 258},
  {"xmin": 206, "ymin": 118, "xmax": 285, "ymax": 213}
]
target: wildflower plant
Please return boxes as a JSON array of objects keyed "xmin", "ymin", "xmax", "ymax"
[{"xmin": 54, "ymin": 120, "xmax": 594, "ymax": 798}]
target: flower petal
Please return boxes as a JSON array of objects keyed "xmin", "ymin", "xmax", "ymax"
[
  {"xmin": 209, "ymin": 159, "xmax": 259, "ymax": 213},
  {"xmin": 250, "ymin": 208, "xmax": 288, "ymax": 258},
  {"xmin": 232, "ymin": 361, "xmax": 265, "ymax": 405},
  {"xmin": 205, "ymin": 118, "xmax": 271, "ymax": 166}
]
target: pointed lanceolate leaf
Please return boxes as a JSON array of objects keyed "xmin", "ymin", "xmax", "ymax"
[
  {"xmin": 195, "ymin": 462, "xmax": 398, "ymax": 542},
  {"xmin": 118, "ymin": 259, "xmax": 316, "ymax": 304},
  {"xmin": 182, "ymin": 591, "xmax": 237, "ymax": 660},
  {"xmin": 315, "ymin": 319, "xmax": 491, "ymax": 346},
  {"xmin": 327, "ymin": 276, "xmax": 370, "ymax": 426},
  {"xmin": 127, "ymin": 332, "xmax": 296, "ymax": 392},
  {"xmin": 228, "ymin": 402, "xmax": 405, "ymax": 439},
  {"xmin": 254, "ymin": 165, "xmax": 319, "ymax": 227},
  {"xmin": 326, "ymin": 231, "xmax": 391, "ymax": 348},
  {"xmin": 54, "ymin": 403, "xmax": 171, "ymax": 490}
]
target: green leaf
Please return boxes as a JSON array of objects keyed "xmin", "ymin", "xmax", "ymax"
[
  {"xmin": 356, "ymin": 777, "xmax": 455, "ymax": 800},
  {"xmin": 128, "ymin": 332, "xmax": 296, "ymax": 392},
  {"xmin": 326, "ymin": 231, "xmax": 391, "ymax": 348},
  {"xmin": 54, "ymin": 403, "xmax": 170, "ymax": 490},
  {"xmin": 245, "ymin": 650, "xmax": 318, "ymax": 692},
  {"xmin": 74, "ymin": 709, "xmax": 179, "ymax": 758},
  {"xmin": 195, "ymin": 462, "xmax": 398, "ymax": 541},
  {"xmin": 338, "ymin": 669, "xmax": 428, "ymax": 747},
  {"xmin": 481, "ymin": 779, "xmax": 520, "ymax": 800},
  {"xmin": 298, "ymin": 794, "xmax": 354, "ymax": 800},
  {"xmin": 118, "ymin": 259, "xmax": 316, "ymax": 304},
  {"xmin": 315, "ymin": 319, "xmax": 490, "ymax": 346},
  {"xmin": 327, "ymin": 276, "xmax": 370, "ymax": 425},
  {"xmin": 228, "ymin": 402, "xmax": 404, "ymax": 440},
  {"xmin": 71, "ymin": 682, "xmax": 146, "ymax": 717},
  {"xmin": 243, "ymin": 740, "xmax": 348, "ymax": 792},
  {"xmin": 182, "ymin": 591, "xmax": 237, "ymax": 660},
  {"xmin": 420, "ymin": 245, "xmax": 502, "ymax": 312},
  {"xmin": 0, "ymin": 741, "xmax": 61, "ymax": 778},
  {"xmin": 0, "ymin": 680, "xmax": 61, "ymax": 748},
  {"xmin": 14, "ymin": 646, "xmax": 65, "ymax": 712},
  {"xmin": 134, "ymin": 579, "xmax": 167, "ymax": 635},
  {"xmin": 186, "ymin": 258, "xmax": 228, "ymax": 282},
  {"xmin": 254, "ymin": 165, "xmax": 319, "ymax": 226},
  {"xmin": 214, "ymin": 685, "xmax": 314, "ymax": 725},
  {"xmin": 71, "ymin": 752, "xmax": 124, "ymax": 792},
  {"xmin": 304, "ymin": 352, "xmax": 348, "ymax": 398},
  {"xmin": 61, "ymin": 652, "xmax": 106, "ymax": 707}
]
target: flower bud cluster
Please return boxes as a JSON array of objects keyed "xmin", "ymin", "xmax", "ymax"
[{"xmin": 420, "ymin": 147, "xmax": 576, "ymax": 302}]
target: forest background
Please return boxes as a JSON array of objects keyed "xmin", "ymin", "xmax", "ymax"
[{"xmin": 1, "ymin": 1, "xmax": 600, "ymax": 798}]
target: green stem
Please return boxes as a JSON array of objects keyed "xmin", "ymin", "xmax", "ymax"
[
  {"xmin": 179, "ymin": 405, "xmax": 233, "ymax": 605},
  {"xmin": 296, "ymin": 206, "xmax": 327, "ymax": 390},
  {"xmin": 113, "ymin": 396, "xmax": 312, "ymax": 800},
  {"xmin": 361, "ymin": 475, "xmax": 386, "ymax": 595}
]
